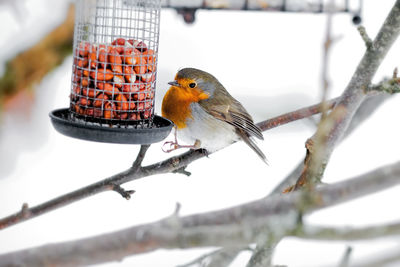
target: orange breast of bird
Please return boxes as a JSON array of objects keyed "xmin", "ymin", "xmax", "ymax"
[{"xmin": 162, "ymin": 83, "xmax": 209, "ymax": 129}]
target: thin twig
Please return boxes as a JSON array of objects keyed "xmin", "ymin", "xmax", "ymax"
[
  {"xmin": 357, "ymin": 25, "xmax": 373, "ymax": 48},
  {"xmin": 367, "ymin": 76, "xmax": 400, "ymax": 94},
  {"xmin": 338, "ymin": 246, "xmax": 352, "ymax": 267},
  {"xmin": 110, "ymin": 184, "xmax": 135, "ymax": 200},
  {"xmin": 256, "ymin": 97, "xmax": 338, "ymax": 131},
  {"xmin": 0, "ymin": 97, "xmax": 338, "ymax": 231},
  {"xmin": 132, "ymin": 144, "xmax": 150, "ymax": 168},
  {"xmin": 1, "ymin": 161, "xmax": 399, "ymax": 266},
  {"xmin": 320, "ymin": 0, "xmax": 336, "ymax": 120},
  {"xmin": 173, "ymin": 166, "xmax": 192, "ymax": 176}
]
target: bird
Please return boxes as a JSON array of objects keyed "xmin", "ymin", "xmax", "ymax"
[{"xmin": 161, "ymin": 67, "xmax": 267, "ymax": 164}]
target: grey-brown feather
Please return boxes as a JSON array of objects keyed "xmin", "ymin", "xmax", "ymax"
[
  {"xmin": 236, "ymin": 129, "xmax": 268, "ymax": 164},
  {"xmin": 198, "ymin": 83, "xmax": 264, "ymax": 141}
]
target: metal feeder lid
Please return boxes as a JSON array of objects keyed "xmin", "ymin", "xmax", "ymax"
[{"xmin": 49, "ymin": 108, "xmax": 173, "ymax": 145}]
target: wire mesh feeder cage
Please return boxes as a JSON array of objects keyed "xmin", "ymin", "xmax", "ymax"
[{"xmin": 50, "ymin": 0, "xmax": 173, "ymax": 144}]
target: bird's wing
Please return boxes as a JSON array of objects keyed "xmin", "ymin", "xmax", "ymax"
[
  {"xmin": 237, "ymin": 128, "xmax": 268, "ymax": 164},
  {"xmin": 199, "ymin": 97, "xmax": 264, "ymax": 141}
]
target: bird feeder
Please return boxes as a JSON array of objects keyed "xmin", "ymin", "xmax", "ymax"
[{"xmin": 50, "ymin": 0, "xmax": 172, "ymax": 144}]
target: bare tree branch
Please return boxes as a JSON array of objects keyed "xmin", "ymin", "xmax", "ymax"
[
  {"xmin": 271, "ymin": 91, "xmax": 389, "ymax": 194},
  {"xmin": 0, "ymin": 97, "xmax": 339, "ymax": 230},
  {"xmin": 256, "ymin": 97, "xmax": 338, "ymax": 131},
  {"xmin": 294, "ymin": 0, "xmax": 400, "ymax": 189},
  {"xmin": 0, "ymin": 161, "xmax": 399, "ymax": 266},
  {"xmin": 132, "ymin": 144, "xmax": 150, "ymax": 168}
]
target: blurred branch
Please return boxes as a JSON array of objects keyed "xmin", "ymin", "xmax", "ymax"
[
  {"xmin": 338, "ymin": 246, "xmax": 352, "ymax": 267},
  {"xmin": 204, "ymin": 247, "xmax": 247, "ymax": 267},
  {"xmin": 245, "ymin": 240, "xmax": 278, "ymax": 267},
  {"xmin": 0, "ymin": 4, "xmax": 74, "ymax": 104},
  {"xmin": 320, "ymin": 0, "xmax": 337, "ymax": 120},
  {"xmin": 292, "ymin": 0, "xmax": 400, "ymax": 190},
  {"xmin": 297, "ymin": 221, "xmax": 400, "ymax": 240},
  {"xmin": 1, "ymin": 161, "xmax": 400, "ymax": 266},
  {"xmin": 0, "ymin": 96, "xmax": 338, "ymax": 230},
  {"xmin": 352, "ymin": 248, "xmax": 400, "ymax": 267},
  {"xmin": 178, "ymin": 247, "xmax": 248, "ymax": 267}
]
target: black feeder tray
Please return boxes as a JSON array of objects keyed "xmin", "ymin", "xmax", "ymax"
[{"xmin": 50, "ymin": 108, "xmax": 173, "ymax": 144}]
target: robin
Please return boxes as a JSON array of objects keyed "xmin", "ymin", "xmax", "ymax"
[{"xmin": 161, "ymin": 67, "xmax": 267, "ymax": 164}]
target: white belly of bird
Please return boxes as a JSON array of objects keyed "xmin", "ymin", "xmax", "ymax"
[{"xmin": 177, "ymin": 103, "xmax": 240, "ymax": 152}]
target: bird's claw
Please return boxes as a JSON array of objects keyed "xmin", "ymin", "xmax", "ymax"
[{"xmin": 162, "ymin": 141, "xmax": 179, "ymax": 153}]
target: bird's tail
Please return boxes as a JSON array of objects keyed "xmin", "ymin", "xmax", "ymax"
[{"xmin": 238, "ymin": 130, "xmax": 268, "ymax": 165}]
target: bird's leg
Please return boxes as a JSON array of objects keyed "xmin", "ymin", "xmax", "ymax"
[
  {"xmin": 162, "ymin": 134, "xmax": 202, "ymax": 153},
  {"xmin": 162, "ymin": 126, "xmax": 179, "ymax": 152}
]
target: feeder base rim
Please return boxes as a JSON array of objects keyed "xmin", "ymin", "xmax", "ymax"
[{"xmin": 49, "ymin": 108, "xmax": 173, "ymax": 144}]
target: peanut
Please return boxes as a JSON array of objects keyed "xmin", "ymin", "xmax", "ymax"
[
  {"xmin": 142, "ymin": 110, "xmax": 151, "ymax": 119},
  {"xmin": 89, "ymin": 50, "xmax": 97, "ymax": 69},
  {"xmin": 82, "ymin": 88, "xmax": 96, "ymax": 98},
  {"xmin": 77, "ymin": 59, "xmax": 89, "ymax": 68},
  {"xmin": 123, "ymin": 66, "xmax": 136, "ymax": 83},
  {"xmin": 141, "ymin": 72, "xmax": 155, "ymax": 83},
  {"xmin": 113, "ymin": 75, "xmax": 124, "ymax": 88},
  {"xmin": 115, "ymin": 94, "xmax": 129, "ymax": 111},
  {"xmin": 78, "ymin": 42, "xmax": 90, "ymax": 57},
  {"xmin": 98, "ymin": 47, "xmax": 108, "ymax": 68},
  {"xmin": 93, "ymin": 93, "xmax": 109, "ymax": 108},
  {"xmin": 90, "ymin": 69, "xmax": 114, "ymax": 81},
  {"xmin": 97, "ymin": 82, "xmax": 119, "ymax": 96},
  {"xmin": 104, "ymin": 102, "xmax": 116, "ymax": 119},
  {"xmin": 79, "ymin": 97, "xmax": 91, "ymax": 106},
  {"xmin": 135, "ymin": 41, "xmax": 147, "ymax": 52},
  {"xmin": 81, "ymin": 78, "xmax": 89, "ymax": 87},
  {"xmin": 108, "ymin": 47, "xmax": 123, "ymax": 73}
]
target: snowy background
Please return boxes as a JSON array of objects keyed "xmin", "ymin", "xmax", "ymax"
[{"xmin": 0, "ymin": 0, "xmax": 399, "ymax": 266}]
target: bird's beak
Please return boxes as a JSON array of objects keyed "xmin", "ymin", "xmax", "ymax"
[{"xmin": 168, "ymin": 81, "xmax": 180, "ymax": 87}]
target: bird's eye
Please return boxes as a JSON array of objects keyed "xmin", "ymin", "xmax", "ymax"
[{"xmin": 189, "ymin": 82, "xmax": 197, "ymax": 88}]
